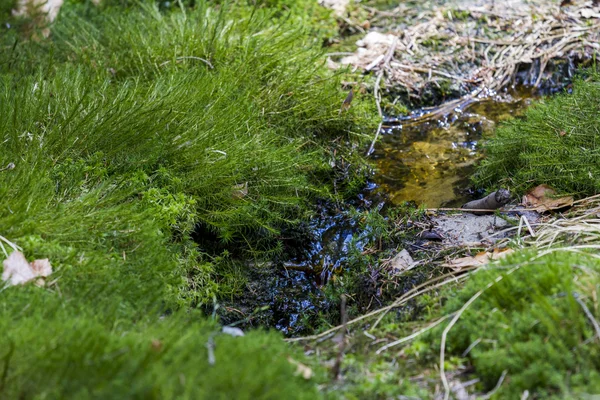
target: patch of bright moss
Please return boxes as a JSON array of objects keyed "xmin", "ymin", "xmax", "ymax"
[
  {"xmin": 474, "ymin": 70, "xmax": 600, "ymax": 196},
  {"xmin": 0, "ymin": 0, "xmax": 376, "ymax": 397},
  {"xmin": 442, "ymin": 250, "xmax": 600, "ymax": 398}
]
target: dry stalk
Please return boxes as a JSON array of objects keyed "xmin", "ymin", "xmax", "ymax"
[
  {"xmin": 335, "ymin": 0, "xmax": 600, "ymax": 123},
  {"xmin": 375, "ymin": 313, "xmax": 452, "ymax": 354},
  {"xmin": 285, "ymin": 269, "xmax": 470, "ymax": 343},
  {"xmin": 573, "ymin": 292, "xmax": 600, "ymax": 342}
]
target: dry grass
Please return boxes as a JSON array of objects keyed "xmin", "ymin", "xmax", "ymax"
[{"xmin": 332, "ymin": 0, "xmax": 600, "ymax": 121}]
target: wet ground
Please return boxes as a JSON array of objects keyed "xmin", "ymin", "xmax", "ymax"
[{"xmin": 221, "ymin": 86, "xmax": 545, "ymax": 335}]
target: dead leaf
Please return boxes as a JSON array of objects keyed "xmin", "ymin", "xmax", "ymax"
[
  {"xmin": 222, "ymin": 326, "xmax": 245, "ymax": 337},
  {"xmin": 522, "ymin": 184, "xmax": 574, "ymax": 212},
  {"xmin": 389, "ymin": 249, "xmax": 415, "ymax": 272},
  {"xmin": 30, "ymin": 258, "xmax": 52, "ymax": 277},
  {"xmin": 339, "ymin": 89, "xmax": 353, "ymax": 114},
  {"xmin": 232, "ymin": 182, "xmax": 248, "ymax": 199},
  {"xmin": 580, "ymin": 8, "xmax": 600, "ymax": 18},
  {"xmin": 490, "ymin": 247, "xmax": 514, "ymax": 260},
  {"xmin": 151, "ymin": 339, "xmax": 163, "ymax": 351},
  {"xmin": 444, "ymin": 251, "xmax": 490, "ymax": 270},
  {"xmin": 287, "ymin": 357, "xmax": 313, "ymax": 380},
  {"xmin": 2, "ymin": 251, "xmax": 52, "ymax": 286},
  {"xmin": 443, "ymin": 248, "xmax": 513, "ymax": 270}
]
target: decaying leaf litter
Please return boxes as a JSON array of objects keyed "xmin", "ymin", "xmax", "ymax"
[{"xmin": 329, "ymin": 0, "xmax": 600, "ymax": 121}]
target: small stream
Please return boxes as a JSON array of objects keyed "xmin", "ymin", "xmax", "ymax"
[{"xmin": 224, "ymin": 85, "xmax": 564, "ymax": 335}]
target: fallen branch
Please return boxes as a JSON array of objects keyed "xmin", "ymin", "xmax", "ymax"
[{"xmin": 461, "ymin": 189, "xmax": 511, "ymax": 214}]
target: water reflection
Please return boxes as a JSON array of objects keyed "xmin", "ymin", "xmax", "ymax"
[{"xmin": 371, "ymin": 88, "xmax": 536, "ymax": 207}]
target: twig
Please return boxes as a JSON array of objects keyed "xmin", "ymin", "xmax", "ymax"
[
  {"xmin": 331, "ymin": 295, "xmax": 348, "ymax": 381},
  {"xmin": 461, "ymin": 337, "xmax": 482, "ymax": 357},
  {"xmin": 461, "ymin": 189, "xmax": 511, "ymax": 214},
  {"xmin": 366, "ymin": 70, "xmax": 385, "ymax": 157},
  {"xmin": 425, "ymin": 206, "xmax": 543, "ymax": 213},
  {"xmin": 383, "ymin": 37, "xmax": 398, "ymax": 66},
  {"xmin": 325, "ymin": 52, "xmax": 355, "ymax": 57},
  {"xmin": 573, "ymin": 292, "xmax": 600, "ymax": 341},
  {"xmin": 480, "ymin": 370, "xmax": 508, "ymax": 400},
  {"xmin": 376, "ymin": 314, "xmax": 452, "ymax": 354},
  {"xmin": 441, "ymin": 275, "xmax": 504, "ymax": 400},
  {"xmin": 366, "ymin": 121, "xmax": 383, "ymax": 156},
  {"xmin": 371, "ymin": 271, "xmax": 470, "ymax": 330},
  {"xmin": 374, "ymin": 70, "xmax": 383, "ymax": 118},
  {"xmin": 286, "ymin": 270, "xmax": 469, "ymax": 343},
  {"xmin": 522, "ymin": 215, "xmax": 536, "ymax": 237}
]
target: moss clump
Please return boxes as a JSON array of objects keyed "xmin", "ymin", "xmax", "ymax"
[
  {"xmin": 0, "ymin": 0, "xmax": 375, "ymax": 397},
  {"xmin": 0, "ymin": 308, "xmax": 322, "ymax": 399},
  {"xmin": 442, "ymin": 250, "xmax": 600, "ymax": 398},
  {"xmin": 474, "ymin": 70, "xmax": 600, "ymax": 196}
]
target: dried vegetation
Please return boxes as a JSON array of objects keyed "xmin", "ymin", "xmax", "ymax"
[{"xmin": 332, "ymin": 0, "xmax": 600, "ymax": 120}]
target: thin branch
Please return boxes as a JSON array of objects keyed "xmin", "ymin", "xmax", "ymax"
[
  {"xmin": 376, "ymin": 314, "xmax": 452, "ymax": 354},
  {"xmin": 573, "ymin": 292, "xmax": 600, "ymax": 341},
  {"xmin": 441, "ymin": 275, "xmax": 504, "ymax": 400},
  {"xmin": 366, "ymin": 122, "xmax": 383, "ymax": 156},
  {"xmin": 374, "ymin": 71, "xmax": 383, "ymax": 118},
  {"xmin": 160, "ymin": 56, "xmax": 214, "ymax": 69},
  {"xmin": 480, "ymin": 370, "xmax": 508, "ymax": 399},
  {"xmin": 286, "ymin": 270, "xmax": 469, "ymax": 343}
]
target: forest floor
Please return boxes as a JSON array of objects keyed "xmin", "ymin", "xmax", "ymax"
[{"xmin": 2, "ymin": 0, "xmax": 600, "ymax": 399}]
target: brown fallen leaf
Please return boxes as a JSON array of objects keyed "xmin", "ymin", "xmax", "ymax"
[
  {"xmin": 522, "ymin": 184, "xmax": 573, "ymax": 212},
  {"xmin": 443, "ymin": 248, "xmax": 514, "ymax": 271},
  {"xmin": 151, "ymin": 339, "xmax": 163, "ymax": 352},
  {"xmin": 2, "ymin": 251, "xmax": 52, "ymax": 287},
  {"xmin": 389, "ymin": 249, "xmax": 415, "ymax": 272},
  {"xmin": 231, "ymin": 182, "xmax": 248, "ymax": 199},
  {"xmin": 287, "ymin": 357, "xmax": 313, "ymax": 380},
  {"xmin": 339, "ymin": 89, "xmax": 354, "ymax": 115}
]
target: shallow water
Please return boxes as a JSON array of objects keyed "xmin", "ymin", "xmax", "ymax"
[
  {"xmin": 371, "ymin": 87, "xmax": 537, "ymax": 208},
  {"xmin": 261, "ymin": 87, "xmax": 542, "ymax": 334}
]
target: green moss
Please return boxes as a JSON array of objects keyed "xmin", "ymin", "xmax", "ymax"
[
  {"xmin": 0, "ymin": 308, "xmax": 323, "ymax": 399},
  {"xmin": 0, "ymin": 0, "xmax": 376, "ymax": 397},
  {"xmin": 441, "ymin": 250, "xmax": 600, "ymax": 397},
  {"xmin": 474, "ymin": 70, "xmax": 600, "ymax": 196}
]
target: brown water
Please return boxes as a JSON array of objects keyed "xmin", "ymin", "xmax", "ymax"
[{"xmin": 371, "ymin": 88, "xmax": 537, "ymax": 208}]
